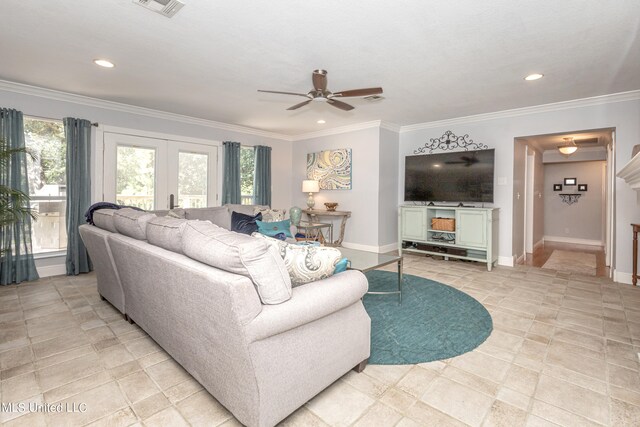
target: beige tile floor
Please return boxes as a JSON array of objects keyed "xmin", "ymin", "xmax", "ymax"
[{"xmin": 2, "ymin": 254, "xmax": 640, "ymax": 426}]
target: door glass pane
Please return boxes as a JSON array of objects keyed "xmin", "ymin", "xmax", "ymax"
[
  {"xmin": 178, "ymin": 152, "xmax": 207, "ymax": 208},
  {"xmin": 117, "ymin": 146, "xmax": 156, "ymax": 210}
]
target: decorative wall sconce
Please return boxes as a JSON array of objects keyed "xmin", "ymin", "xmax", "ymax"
[{"xmin": 559, "ymin": 193, "xmax": 581, "ymax": 205}]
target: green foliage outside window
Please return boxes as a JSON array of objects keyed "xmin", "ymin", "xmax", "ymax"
[{"xmin": 240, "ymin": 147, "xmax": 255, "ymax": 197}]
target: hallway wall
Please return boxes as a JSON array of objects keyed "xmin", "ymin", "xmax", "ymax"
[{"xmin": 543, "ymin": 161, "xmax": 605, "ymax": 244}]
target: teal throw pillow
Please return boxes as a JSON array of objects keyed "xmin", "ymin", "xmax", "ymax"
[
  {"xmin": 256, "ymin": 219, "xmax": 293, "ymax": 238},
  {"xmin": 334, "ymin": 258, "xmax": 349, "ymax": 274}
]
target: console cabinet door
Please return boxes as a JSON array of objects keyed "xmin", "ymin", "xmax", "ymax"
[
  {"xmin": 401, "ymin": 207, "xmax": 427, "ymax": 241},
  {"xmin": 456, "ymin": 209, "xmax": 487, "ymax": 248}
]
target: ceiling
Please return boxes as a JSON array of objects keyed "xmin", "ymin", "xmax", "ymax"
[{"xmin": 2, "ymin": 1, "xmax": 639, "ymax": 136}]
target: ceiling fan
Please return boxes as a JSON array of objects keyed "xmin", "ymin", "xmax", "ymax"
[{"xmin": 258, "ymin": 69, "xmax": 383, "ymax": 111}]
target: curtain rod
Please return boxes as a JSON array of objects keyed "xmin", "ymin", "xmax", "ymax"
[{"xmin": 24, "ymin": 114, "xmax": 98, "ymax": 127}]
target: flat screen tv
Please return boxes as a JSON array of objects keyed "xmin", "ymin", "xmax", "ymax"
[{"xmin": 404, "ymin": 149, "xmax": 495, "ymax": 203}]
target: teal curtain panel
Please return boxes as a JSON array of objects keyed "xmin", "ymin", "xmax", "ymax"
[
  {"xmin": 253, "ymin": 145, "xmax": 271, "ymax": 206},
  {"xmin": 63, "ymin": 117, "xmax": 92, "ymax": 275},
  {"xmin": 222, "ymin": 141, "xmax": 241, "ymax": 204},
  {"xmin": 0, "ymin": 108, "xmax": 39, "ymax": 285}
]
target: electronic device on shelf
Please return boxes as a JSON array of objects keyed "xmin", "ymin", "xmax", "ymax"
[{"xmin": 404, "ymin": 149, "xmax": 495, "ymax": 203}]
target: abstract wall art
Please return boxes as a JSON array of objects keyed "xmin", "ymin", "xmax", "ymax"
[{"xmin": 307, "ymin": 148, "xmax": 352, "ymax": 190}]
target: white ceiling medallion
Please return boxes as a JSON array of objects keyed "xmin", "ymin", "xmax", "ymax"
[{"xmin": 133, "ymin": 0, "xmax": 184, "ymax": 18}]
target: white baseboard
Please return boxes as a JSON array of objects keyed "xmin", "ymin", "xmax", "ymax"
[
  {"xmin": 37, "ymin": 264, "xmax": 66, "ymax": 278},
  {"xmin": 515, "ymin": 254, "xmax": 525, "ymax": 265},
  {"xmin": 533, "ymin": 239, "xmax": 544, "ymax": 250},
  {"xmin": 342, "ymin": 242, "xmax": 397, "ymax": 254},
  {"xmin": 543, "ymin": 235, "xmax": 603, "ymax": 247},
  {"xmin": 378, "ymin": 242, "xmax": 399, "ymax": 253},
  {"xmin": 614, "ymin": 271, "xmax": 634, "ymax": 285},
  {"xmin": 498, "ymin": 256, "xmax": 515, "ymax": 267}
]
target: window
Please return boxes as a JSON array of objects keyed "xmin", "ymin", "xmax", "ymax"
[
  {"xmin": 24, "ymin": 118, "xmax": 67, "ymax": 254},
  {"xmin": 240, "ymin": 146, "xmax": 255, "ymax": 205}
]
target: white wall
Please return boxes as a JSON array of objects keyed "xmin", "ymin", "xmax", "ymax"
[
  {"xmin": 532, "ymin": 150, "xmax": 545, "ymax": 247},
  {"xmin": 399, "ymin": 96, "xmax": 640, "ymax": 282},
  {"xmin": 0, "ymin": 87, "xmax": 293, "ymax": 209},
  {"xmin": 512, "ymin": 140, "xmax": 527, "ymax": 261},
  {"xmin": 0, "ymin": 86, "xmax": 292, "ymax": 276},
  {"xmin": 291, "ymin": 127, "xmax": 382, "ymax": 250},
  {"xmin": 378, "ymin": 128, "xmax": 399, "ymax": 249},
  {"xmin": 543, "ymin": 161, "xmax": 605, "ymax": 244}
]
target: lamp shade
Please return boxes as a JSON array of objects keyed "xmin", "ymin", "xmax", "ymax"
[{"xmin": 302, "ymin": 180, "xmax": 320, "ymax": 193}]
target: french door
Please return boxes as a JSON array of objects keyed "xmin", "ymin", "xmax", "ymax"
[{"xmin": 103, "ymin": 133, "xmax": 218, "ymax": 210}]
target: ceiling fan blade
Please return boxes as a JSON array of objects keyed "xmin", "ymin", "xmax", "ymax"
[
  {"xmin": 327, "ymin": 99, "xmax": 354, "ymax": 111},
  {"xmin": 286, "ymin": 99, "xmax": 313, "ymax": 111},
  {"xmin": 258, "ymin": 90, "xmax": 310, "ymax": 98},
  {"xmin": 312, "ymin": 69, "xmax": 328, "ymax": 92},
  {"xmin": 332, "ymin": 87, "xmax": 383, "ymax": 97}
]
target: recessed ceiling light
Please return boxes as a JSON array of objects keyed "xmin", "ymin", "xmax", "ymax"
[
  {"xmin": 317, "ymin": 119, "xmax": 326, "ymax": 124},
  {"xmin": 524, "ymin": 73, "xmax": 543, "ymax": 81},
  {"xmin": 94, "ymin": 59, "xmax": 115, "ymax": 68}
]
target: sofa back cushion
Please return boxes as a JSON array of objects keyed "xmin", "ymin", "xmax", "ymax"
[
  {"xmin": 113, "ymin": 208, "xmax": 156, "ymax": 240},
  {"xmin": 93, "ymin": 209, "xmax": 118, "ymax": 233},
  {"xmin": 185, "ymin": 206, "xmax": 230, "ymax": 229},
  {"xmin": 225, "ymin": 204, "xmax": 269, "ymax": 217},
  {"xmin": 146, "ymin": 217, "xmax": 188, "ymax": 253},
  {"xmin": 182, "ymin": 221, "xmax": 292, "ymax": 304}
]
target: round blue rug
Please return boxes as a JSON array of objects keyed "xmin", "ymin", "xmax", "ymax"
[{"xmin": 363, "ymin": 270, "xmax": 493, "ymax": 365}]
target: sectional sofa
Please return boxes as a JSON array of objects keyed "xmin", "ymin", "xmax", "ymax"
[{"xmin": 79, "ymin": 204, "xmax": 371, "ymax": 427}]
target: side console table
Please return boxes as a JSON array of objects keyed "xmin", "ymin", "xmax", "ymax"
[{"xmin": 302, "ymin": 209, "xmax": 351, "ymax": 246}]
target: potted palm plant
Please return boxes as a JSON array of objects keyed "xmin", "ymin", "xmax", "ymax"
[{"xmin": 0, "ymin": 138, "xmax": 37, "ymax": 254}]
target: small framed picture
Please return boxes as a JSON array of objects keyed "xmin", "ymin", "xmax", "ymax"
[
  {"xmin": 553, "ymin": 184, "xmax": 562, "ymax": 191},
  {"xmin": 564, "ymin": 177, "xmax": 577, "ymax": 186},
  {"xmin": 578, "ymin": 184, "xmax": 588, "ymax": 191}
]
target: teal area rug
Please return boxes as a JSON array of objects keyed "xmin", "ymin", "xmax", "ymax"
[{"xmin": 363, "ymin": 270, "xmax": 493, "ymax": 365}]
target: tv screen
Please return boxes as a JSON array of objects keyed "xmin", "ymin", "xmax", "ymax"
[{"xmin": 404, "ymin": 149, "xmax": 495, "ymax": 203}]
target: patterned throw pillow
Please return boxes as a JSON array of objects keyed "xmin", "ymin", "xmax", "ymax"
[
  {"xmin": 254, "ymin": 208, "xmax": 286, "ymax": 222},
  {"xmin": 231, "ymin": 211, "xmax": 262, "ymax": 235},
  {"xmin": 256, "ymin": 219, "xmax": 293, "ymax": 238},
  {"xmin": 253, "ymin": 233, "xmax": 342, "ymax": 286}
]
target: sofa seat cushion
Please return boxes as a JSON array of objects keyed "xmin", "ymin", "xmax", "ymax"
[
  {"xmin": 146, "ymin": 217, "xmax": 188, "ymax": 253},
  {"xmin": 185, "ymin": 206, "xmax": 230, "ymax": 228},
  {"xmin": 113, "ymin": 208, "xmax": 156, "ymax": 240},
  {"xmin": 93, "ymin": 209, "xmax": 118, "ymax": 233},
  {"xmin": 253, "ymin": 233, "xmax": 342, "ymax": 286},
  {"xmin": 182, "ymin": 221, "xmax": 292, "ymax": 304}
]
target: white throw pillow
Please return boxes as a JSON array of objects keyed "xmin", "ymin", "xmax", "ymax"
[
  {"xmin": 253, "ymin": 233, "xmax": 342, "ymax": 286},
  {"xmin": 254, "ymin": 208, "xmax": 286, "ymax": 222}
]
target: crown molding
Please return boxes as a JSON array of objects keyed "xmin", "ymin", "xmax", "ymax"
[
  {"xmin": 0, "ymin": 80, "xmax": 291, "ymax": 141},
  {"xmin": 400, "ymin": 90, "xmax": 640, "ymax": 133},
  {"xmin": 290, "ymin": 120, "xmax": 384, "ymax": 141}
]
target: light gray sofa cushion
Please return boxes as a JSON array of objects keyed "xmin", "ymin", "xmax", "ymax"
[
  {"xmin": 93, "ymin": 209, "xmax": 118, "ymax": 233},
  {"xmin": 226, "ymin": 204, "xmax": 269, "ymax": 217},
  {"xmin": 182, "ymin": 221, "xmax": 292, "ymax": 304},
  {"xmin": 113, "ymin": 208, "xmax": 156, "ymax": 240},
  {"xmin": 185, "ymin": 206, "xmax": 230, "ymax": 228},
  {"xmin": 146, "ymin": 217, "xmax": 188, "ymax": 254}
]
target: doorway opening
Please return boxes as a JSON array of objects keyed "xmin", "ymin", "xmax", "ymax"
[{"xmin": 512, "ymin": 128, "xmax": 615, "ymax": 278}]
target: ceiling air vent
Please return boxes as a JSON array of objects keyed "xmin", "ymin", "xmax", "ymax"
[
  {"xmin": 134, "ymin": 0, "xmax": 184, "ymax": 18},
  {"xmin": 574, "ymin": 138, "xmax": 600, "ymax": 146}
]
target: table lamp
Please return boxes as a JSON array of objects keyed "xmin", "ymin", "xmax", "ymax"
[{"xmin": 302, "ymin": 180, "xmax": 320, "ymax": 209}]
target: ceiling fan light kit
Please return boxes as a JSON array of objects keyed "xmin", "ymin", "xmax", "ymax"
[{"xmin": 258, "ymin": 69, "xmax": 383, "ymax": 111}]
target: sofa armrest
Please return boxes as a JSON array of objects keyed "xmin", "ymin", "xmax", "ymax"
[{"xmin": 245, "ymin": 270, "xmax": 368, "ymax": 342}]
